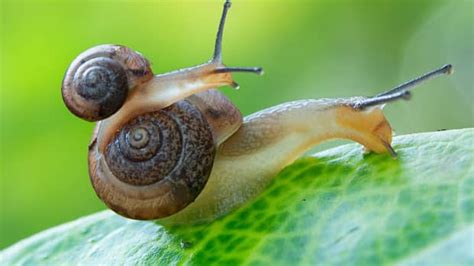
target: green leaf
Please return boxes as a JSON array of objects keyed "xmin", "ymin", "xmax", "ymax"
[{"xmin": 2, "ymin": 128, "xmax": 473, "ymax": 265}]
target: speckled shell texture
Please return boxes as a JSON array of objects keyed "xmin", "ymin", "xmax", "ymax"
[{"xmin": 89, "ymin": 100, "xmax": 216, "ymax": 220}]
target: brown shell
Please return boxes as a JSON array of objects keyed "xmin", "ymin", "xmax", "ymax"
[
  {"xmin": 62, "ymin": 44, "xmax": 152, "ymax": 121},
  {"xmin": 88, "ymin": 100, "xmax": 215, "ymax": 220}
]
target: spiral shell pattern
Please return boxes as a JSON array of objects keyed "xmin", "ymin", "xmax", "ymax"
[
  {"xmin": 90, "ymin": 100, "xmax": 216, "ymax": 219},
  {"xmin": 62, "ymin": 45, "xmax": 152, "ymax": 121}
]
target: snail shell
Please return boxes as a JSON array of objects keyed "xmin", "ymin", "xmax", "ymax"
[
  {"xmin": 89, "ymin": 100, "xmax": 216, "ymax": 220},
  {"xmin": 62, "ymin": 45, "xmax": 153, "ymax": 121}
]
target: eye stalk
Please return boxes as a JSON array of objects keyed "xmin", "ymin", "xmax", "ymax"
[
  {"xmin": 211, "ymin": 0, "xmax": 264, "ymax": 82},
  {"xmin": 212, "ymin": 0, "xmax": 231, "ymax": 62},
  {"xmin": 353, "ymin": 64, "xmax": 453, "ymax": 110},
  {"xmin": 340, "ymin": 64, "xmax": 454, "ymax": 157}
]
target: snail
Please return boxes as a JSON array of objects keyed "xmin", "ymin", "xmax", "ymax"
[{"xmin": 62, "ymin": 0, "xmax": 453, "ymax": 223}]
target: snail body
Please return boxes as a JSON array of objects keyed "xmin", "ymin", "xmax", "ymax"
[{"xmin": 62, "ymin": 0, "xmax": 452, "ymax": 223}]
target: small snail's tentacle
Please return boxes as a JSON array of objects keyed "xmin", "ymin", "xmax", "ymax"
[
  {"xmin": 210, "ymin": 0, "xmax": 262, "ymax": 73},
  {"xmin": 212, "ymin": 0, "xmax": 231, "ymax": 62},
  {"xmin": 215, "ymin": 67, "xmax": 264, "ymax": 75}
]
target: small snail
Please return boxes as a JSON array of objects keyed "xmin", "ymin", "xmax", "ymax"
[{"xmin": 62, "ymin": 0, "xmax": 453, "ymax": 223}]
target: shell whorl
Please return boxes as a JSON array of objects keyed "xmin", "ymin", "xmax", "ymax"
[
  {"xmin": 89, "ymin": 100, "xmax": 216, "ymax": 220},
  {"xmin": 62, "ymin": 44, "xmax": 152, "ymax": 121}
]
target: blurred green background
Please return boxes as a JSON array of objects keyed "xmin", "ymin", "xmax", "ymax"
[{"xmin": 0, "ymin": 0, "xmax": 472, "ymax": 249}]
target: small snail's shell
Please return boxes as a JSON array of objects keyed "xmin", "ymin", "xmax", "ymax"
[
  {"xmin": 89, "ymin": 100, "xmax": 216, "ymax": 220},
  {"xmin": 62, "ymin": 45, "xmax": 153, "ymax": 121}
]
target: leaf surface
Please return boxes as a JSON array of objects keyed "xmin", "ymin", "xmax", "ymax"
[{"xmin": 2, "ymin": 129, "xmax": 473, "ymax": 265}]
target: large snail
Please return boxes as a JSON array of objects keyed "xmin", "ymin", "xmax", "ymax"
[{"xmin": 62, "ymin": 0, "xmax": 453, "ymax": 223}]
